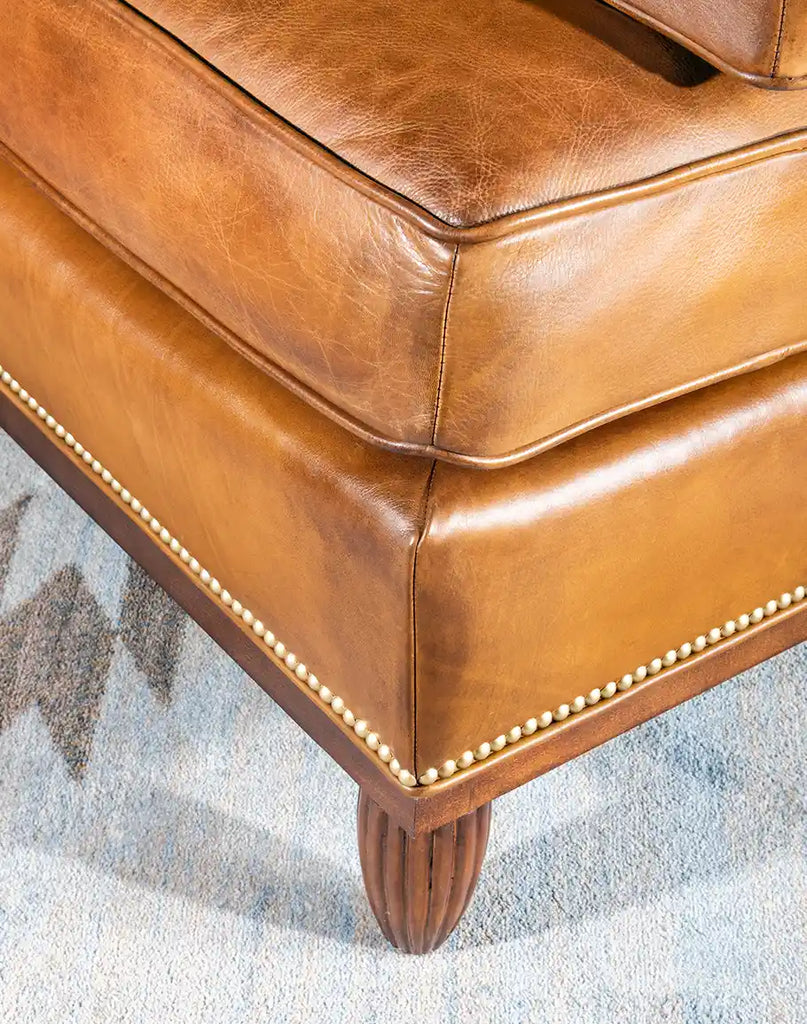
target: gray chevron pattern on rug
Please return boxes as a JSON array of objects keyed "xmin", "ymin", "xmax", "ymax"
[
  {"xmin": 0, "ymin": 488, "xmax": 185, "ymax": 778},
  {"xmin": 0, "ymin": 427, "xmax": 805, "ymax": 1024}
]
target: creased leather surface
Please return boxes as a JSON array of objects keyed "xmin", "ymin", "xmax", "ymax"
[
  {"xmin": 605, "ymin": 0, "xmax": 807, "ymax": 87},
  {"xmin": 125, "ymin": 0, "xmax": 807, "ymax": 221},
  {"xmin": 0, "ymin": 0, "xmax": 454, "ymax": 450},
  {"xmin": 3, "ymin": 0, "xmax": 807, "ymax": 468}
]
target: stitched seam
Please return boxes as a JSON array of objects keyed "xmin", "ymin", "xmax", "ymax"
[
  {"xmin": 431, "ymin": 245, "xmax": 459, "ymax": 446},
  {"xmin": 410, "ymin": 246, "xmax": 457, "ymax": 773},
  {"xmin": 411, "ymin": 459, "xmax": 439, "ymax": 780},
  {"xmin": 774, "ymin": 0, "xmax": 789, "ymax": 76}
]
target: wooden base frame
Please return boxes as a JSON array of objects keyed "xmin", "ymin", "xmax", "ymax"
[{"xmin": 3, "ymin": 388, "xmax": 807, "ymax": 951}]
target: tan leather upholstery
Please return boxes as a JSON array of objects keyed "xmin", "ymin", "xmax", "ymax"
[
  {"xmin": 0, "ymin": 157, "xmax": 431, "ymax": 766},
  {"xmin": 3, "ymin": 156, "xmax": 805, "ymax": 778},
  {"xmin": 3, "ymin": 0, "xmax": 807, "ymax": 466},
  {"xmin": 416, "ymin": 361, "xmax": 807, "ymax": 770},
  {"xmin": 605, "ymin": 0, "xmax": 807, "ymax": 88}
]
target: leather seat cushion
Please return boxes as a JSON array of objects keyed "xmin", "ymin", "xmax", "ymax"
[
  {"xmin": 604, "ymin": 0, "xmax": 807, "ymax": 88},
  {"xmin": 2, "ymin": 154, "xmax": 806, "ymax": 780},
  {"xmin": 3, "ymin": 0, "xmax": 807, "ymax": 465}
]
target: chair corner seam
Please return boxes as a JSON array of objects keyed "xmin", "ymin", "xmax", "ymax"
[
  {"xmin": 411, "ymin": 458, "xmax": 439, "ymax": 781},
  {"xmin": 430, "ymin": 244, "xmax": 460, "ymax": 446},
  {"xmin": 773, "ymin": 0, "xmax": 790, "ymax": 76}
]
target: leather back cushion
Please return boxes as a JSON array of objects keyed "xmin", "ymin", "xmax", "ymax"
[{"xmin": 605, "ymin": 0, "xmax": 807, "ymax": 88}]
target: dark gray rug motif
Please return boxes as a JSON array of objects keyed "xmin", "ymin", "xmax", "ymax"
[
  {"xmin": 0, "ymin": 493, "xmax": 31, "ymax": 592},
  {"xmin": 119, "ymin": 561, "xmax": 187, "ymax": 704},
  {"xmin": 0, "ymin": 488, "xmax": 185, "ymax": 778}
]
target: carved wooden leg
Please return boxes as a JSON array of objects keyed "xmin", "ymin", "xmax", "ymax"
[{"xmin": 357, "ymin": 790, "xmax": 492, "ymax": 953}]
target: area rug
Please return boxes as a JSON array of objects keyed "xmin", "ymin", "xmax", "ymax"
[{"xmin": 0, "ymin": 428, "xmax": 805, "ymax": 1024}]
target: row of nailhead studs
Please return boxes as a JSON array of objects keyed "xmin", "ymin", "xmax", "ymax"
[
  {"xmin": 0, "ymin": 365, "xmax": 419, "ymax": 789},
  {"xmin": 414, "ymin": 585, "xmax": 806, "ymax": 785},
  {"xmin": 4, "ymin": 365, "xmax": 804, "ymax": 791}
]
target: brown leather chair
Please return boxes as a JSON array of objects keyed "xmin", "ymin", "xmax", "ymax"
[{"xmin": 1, "ymin": 0, "xmax": 805, "ymax": 954}]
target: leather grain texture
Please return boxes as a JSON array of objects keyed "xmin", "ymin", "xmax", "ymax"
[
  {"xmin": 2, "ymin": 156, "xmax": 806, "ymax": 783},
  {"xmin": 3, "ymin": 0, "xmax": 807, "ymax": 465},
  {"xmin": 605, "ymin": 0, "xmax": 807, "ymax": 87}
]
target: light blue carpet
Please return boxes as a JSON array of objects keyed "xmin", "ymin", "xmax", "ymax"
[{"xmin": 0, "ymin": 429, "xmax": 805, "ymax": 1024}]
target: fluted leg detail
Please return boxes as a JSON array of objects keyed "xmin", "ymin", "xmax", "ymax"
[{"xmin": 357, "ymin": 791, "xmax": 491, "ymax": 953}]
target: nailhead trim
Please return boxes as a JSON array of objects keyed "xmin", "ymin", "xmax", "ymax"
[
  {"xmin": 0, "ymin": 363, "xmax": 417, "ymax": 791},
  {"xmin": 2, "ymin": 364, "xmax": 804, "ymax": 790},
  {"xmin": 415, "ymin": 585, "xmax": 806, "ymax": 785}
]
